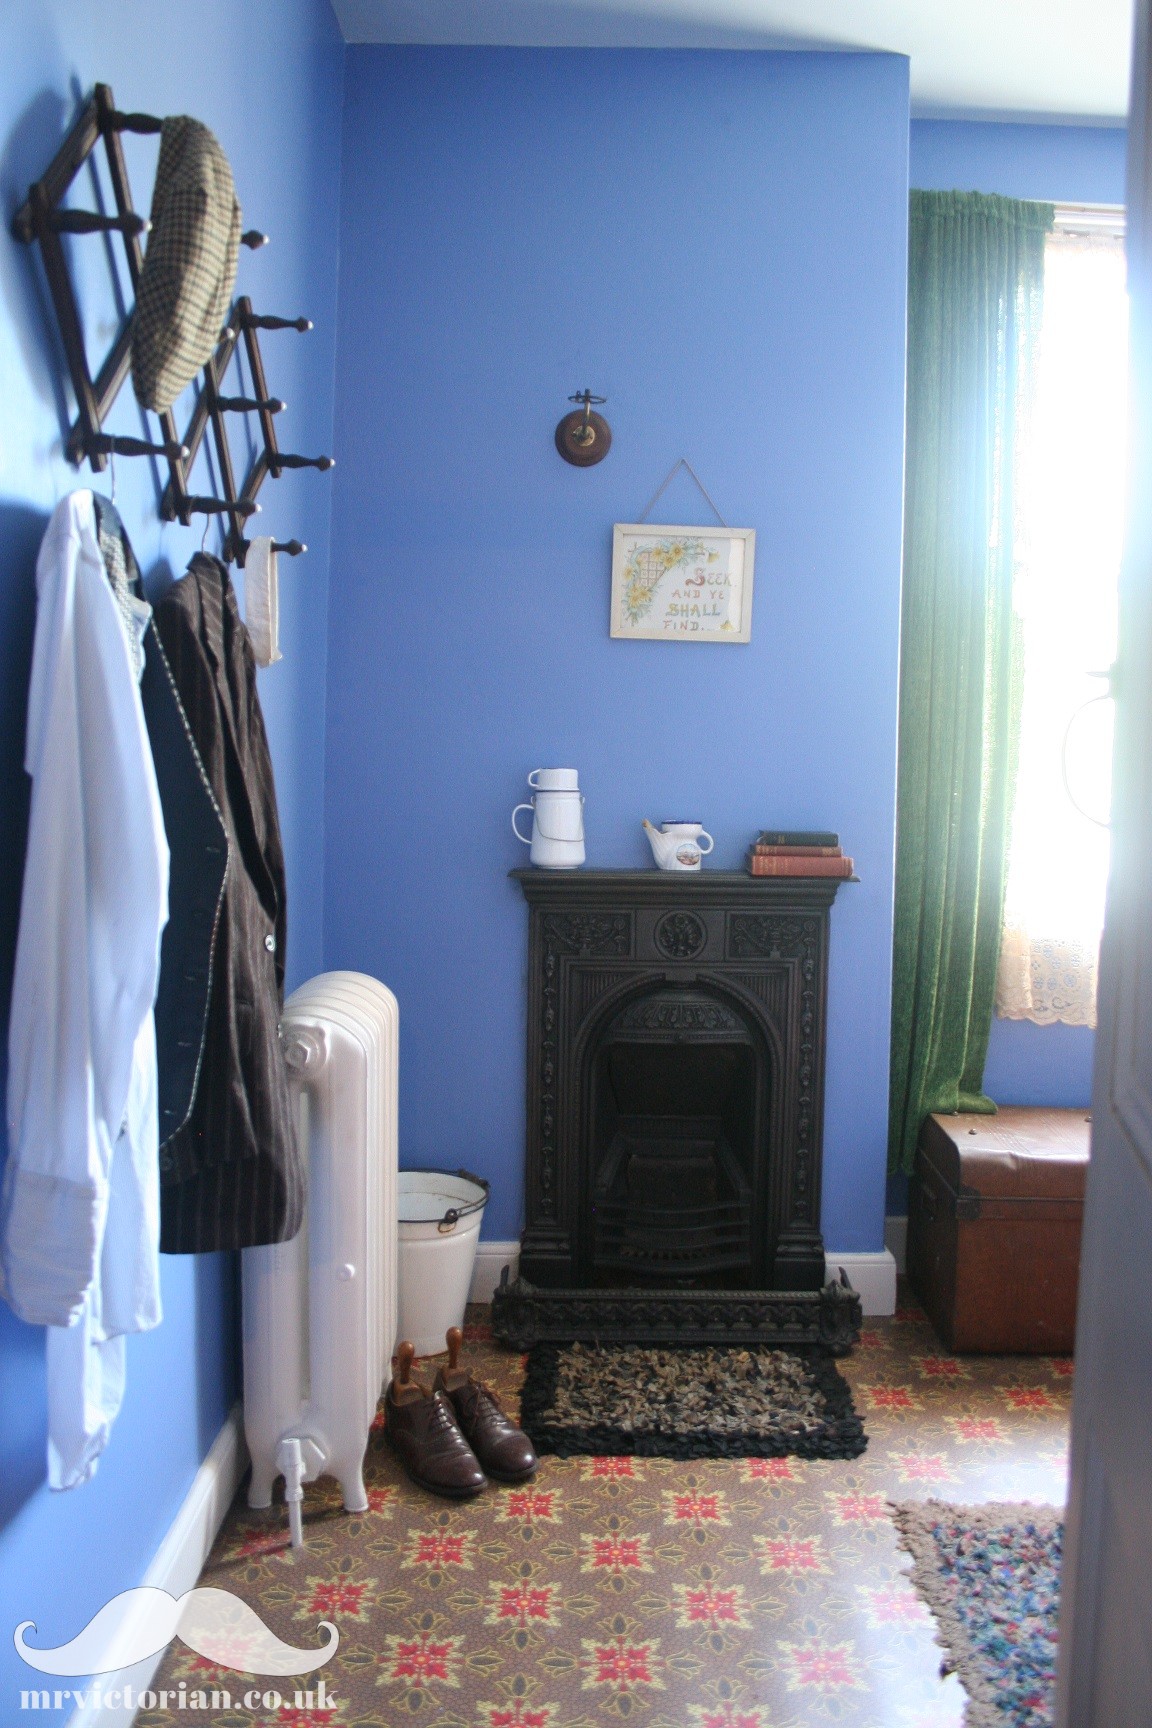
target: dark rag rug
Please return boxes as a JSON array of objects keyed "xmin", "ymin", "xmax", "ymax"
[
  {"xmin": 518, "ymin": 1339, "xmax": 866, "ymax": 1460},
  {"xmin": 892, "ymin": 1500, "xmax": 1062, "ymax": 1728}
]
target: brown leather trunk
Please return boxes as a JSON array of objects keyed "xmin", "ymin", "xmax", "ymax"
[{"xmin": 907, "ymin": 1107, "xmax": 1090, "ymax": 1354}]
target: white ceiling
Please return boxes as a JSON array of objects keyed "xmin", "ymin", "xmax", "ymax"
[{"xmin": 329, "ymin": 0, "xmax": 1133, "ymax": 122}]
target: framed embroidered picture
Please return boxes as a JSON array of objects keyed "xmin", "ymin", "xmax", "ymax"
[{"xmin": 610, "ymin": 524, "xmax": 756, "ymax": 643}]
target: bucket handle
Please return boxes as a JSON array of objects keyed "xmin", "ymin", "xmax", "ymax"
[{"xmin": 430, "ymin": 1167, "xmax": 490, "ymax": 1233}]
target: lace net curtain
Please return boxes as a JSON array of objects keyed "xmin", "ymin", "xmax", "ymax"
[{"xmin": 995, "ymin": 230, "xmax": 1127, "ymax": 1029}]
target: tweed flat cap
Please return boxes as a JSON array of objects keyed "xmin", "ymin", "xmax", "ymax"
[{"xmin": 131, "ymin": 116, "xmax": 241, "ymax": 413}]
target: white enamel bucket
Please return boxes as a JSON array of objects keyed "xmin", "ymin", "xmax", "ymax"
[{"xmin": 396, "ymin": 1169, "xmax": 489, "ymax": 1357}]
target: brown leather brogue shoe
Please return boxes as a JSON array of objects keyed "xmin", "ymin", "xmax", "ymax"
[
  {"xmin": 385, "ymin": 1340, "xmax": 486, "ymax": 1498},
  {"xmin": 433, "ymin": 1326, "xmax": 538, "ymax": 1484}
]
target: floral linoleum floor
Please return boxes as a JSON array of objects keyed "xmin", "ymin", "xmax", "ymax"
[{"xmin": 138, "ymin": 1289, "xmax": 1071, "ymax": 1728}]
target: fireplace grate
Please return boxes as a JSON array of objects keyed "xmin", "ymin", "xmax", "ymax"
[{"xmin": 593, "ymin": 1117, "xmax": 753, "ymax": 1281}]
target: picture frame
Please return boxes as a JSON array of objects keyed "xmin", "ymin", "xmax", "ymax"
[{"xmin": 610, "ymin": 523, "xmax": 756, "ymax": 643}]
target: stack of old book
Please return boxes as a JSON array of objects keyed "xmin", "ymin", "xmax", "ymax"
[{"xmin": 747, "ymin": 830, "xmax": 854, "ymax": 878}]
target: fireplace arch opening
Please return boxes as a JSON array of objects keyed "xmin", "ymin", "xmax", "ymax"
[{"xmin": 583, "ymin": 987, "xmax": 772, "ymax": 1288}]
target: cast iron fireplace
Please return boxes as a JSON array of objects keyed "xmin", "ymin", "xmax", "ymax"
[{"xmin": 491, "ymin": 870, "xmax": 860, "ymax": 1351}]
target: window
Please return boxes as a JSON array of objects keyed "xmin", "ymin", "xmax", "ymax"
[{"xmin": 995, "ymin": 212, "xmax": 1128, "ymax": 1028}]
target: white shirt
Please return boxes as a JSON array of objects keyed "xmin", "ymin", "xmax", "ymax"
[{"xmin": 1, "ymin": 492, "xmax": 169, "ymax": 1489}]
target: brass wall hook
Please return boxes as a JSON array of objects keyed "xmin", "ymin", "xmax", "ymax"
[{"xmin": 555, "ymin": 388, "xmax": 611, "ymax": 466}]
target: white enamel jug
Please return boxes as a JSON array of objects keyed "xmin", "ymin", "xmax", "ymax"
[{"xmin": 513, "ymin": 769, "xmax": 586, "ymax": 868}]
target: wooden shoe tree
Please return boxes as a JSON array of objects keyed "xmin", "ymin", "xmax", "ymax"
[
  {"xmin": 441, "ymin": 1326, "xmax": 469, "ymax": 1393},
  {"xmin": 390, "ymin": 1339, "xmax": 424, "ymax": 1405}
]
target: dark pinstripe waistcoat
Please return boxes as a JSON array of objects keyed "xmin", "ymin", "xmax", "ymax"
[
  {"xmin": 94, "ymin": 497, "xmax": 227, "ymax": 1159},
  {"xmin": 152, "ymin": 554, "xmax": 304, "ymax": 1254}
]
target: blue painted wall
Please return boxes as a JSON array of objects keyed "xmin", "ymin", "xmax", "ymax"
[
  {"xmin": 905, "ymin": 118, "xmax": 1124, "ymax": 1122},
  {"xmin": 0, "ymin": 2, "xmax": 343, "ymax": 1717},
  {"xmin": 982, "ymin": 1019, "xmax": 1098, "ymax": 1106},
  {"xmin": 910, "ymin": 120, "xmax": 1126, "ymax": 206},
  {"xmin": 324, "ymin": 46, "xmax": 911, "ymax": 1255}
]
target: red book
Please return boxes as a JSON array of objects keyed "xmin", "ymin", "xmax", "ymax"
[
  {"xmin": 747, "ymin": 853, "xmax": 854, "ymax": 878},
  {"xmin": 750, "ymin": 844, "xmax": 843, "ymax": 858}
]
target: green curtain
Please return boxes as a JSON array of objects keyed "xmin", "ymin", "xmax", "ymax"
[{"xmin": 888, "ymin": 190, "xmax": 1053, "ymax": 1176}]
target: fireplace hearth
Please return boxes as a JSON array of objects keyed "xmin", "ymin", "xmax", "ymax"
[{"xmin": 491, "ymin": 870, "xmax": 861, "ymax": 1353}]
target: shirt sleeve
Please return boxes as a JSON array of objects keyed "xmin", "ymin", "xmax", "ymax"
[{"xmin": 1, "ymin": 497, "xmax": 169, "ymax": 1327}]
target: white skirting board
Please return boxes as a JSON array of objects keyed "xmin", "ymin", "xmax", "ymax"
[
  {"xmin": 824, "ymin": 1250, "xmax": 897, "ymax": 1315},
  {"xmin": 66, "ymin": 1405, "xmax": 247, "ymax": 1728},
  {"xmin": 885, "ymin": 1214, "xmax": 908, "ymax": 1274},
  {"xmin": 470, "ymin": 1242, "xmax": 898, "ymax": 1316},
  {"xmin": 470, "ymin": 1240, "xmax": 520, "ymax": 1305}
]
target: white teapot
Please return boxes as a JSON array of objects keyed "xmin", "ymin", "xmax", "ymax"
[{"xmin": 643, "ymin": 819, "xmax": 714, "ymax": 872}]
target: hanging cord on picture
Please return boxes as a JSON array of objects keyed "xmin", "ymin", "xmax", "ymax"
[{"xmin": 637, "ymin": 458, "xmax": 729, "ymax": 527}]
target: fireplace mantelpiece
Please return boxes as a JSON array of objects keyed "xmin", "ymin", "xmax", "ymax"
[{"xmin": 491, "ymin": 870, "xmax": 861, "ymax": 1352}]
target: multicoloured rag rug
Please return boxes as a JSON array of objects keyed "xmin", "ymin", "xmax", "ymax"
[
  {"xmin": 891, "ymin": 1499, "xmax": 1062, "ymax": 1727},
  {"xmin": 519, "ymin": 1340, "xmax": 867, "ymax": 1459}
]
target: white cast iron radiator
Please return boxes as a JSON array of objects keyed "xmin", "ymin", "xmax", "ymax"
[{"xmin": 242, "ymin": 971, "xmax": 398, "ymax": 1540}]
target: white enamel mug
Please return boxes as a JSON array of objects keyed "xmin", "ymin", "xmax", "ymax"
[{"xmin": 528, "ymin": 767, "xmax": 580, "ymax": 791}]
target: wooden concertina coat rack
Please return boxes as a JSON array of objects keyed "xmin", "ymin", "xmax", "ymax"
[{"xmin": 12, "ymin": 81, "xmax": 332, "ymax": 566}]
